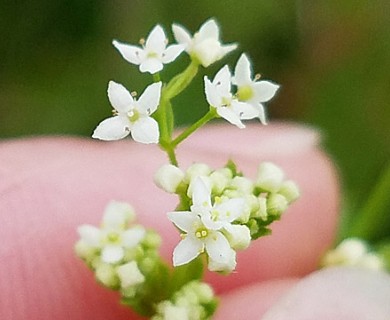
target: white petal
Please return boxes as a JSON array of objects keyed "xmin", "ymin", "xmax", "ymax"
[
  {"xmin": 168, "ymin": 211, "xmax": 198, "ymax": 233},
  {"xmin": 101, "ymin": 245, "xmax": 124, "ymax": 263},
  {"xmin": 137, "ymin": 82, "xmax": 162, "ymax": 115},
  {"xmin": 198, "ymin": 19, "xmax": 219, "ymax": 40},
  {"xmin": 92, "ymin": 116, "xmax": 131, "ymax": 141},
  {"xmin": 112, "ymin": 40, "xmax": 144, "ymax": 65},
  {"xmin": 252, "ymin": 81, "xmax": 280, "ymax": 102},
  {"xmin": 103, "ymin": 201, "xmax": 134, "ymax": 228},
  {"xmin": 145, "ymin": 25, "xmax": 166, "ymax": 53},
  {"xmin": 191, "ymin": 177, "xmax": 212, "ymax": 209},
  {"xmin": 221, "ymin": 43, "xmax": 238, "ymax": 57},
  {"xmin": 214, "ymin": 198, "xmax": 245, "ymax": 222},
  {"xmin": 205, "ymin": 231, "xmax": 232, "ymax": 263},
  {"xmin": 131, "ymin": 116, "xmax": 159, "ymax": 144},
  {"xmin": 172, "ymin": 24, "xmax": 192, "ymax": 47},
  {"xmin": 121, "ymin": 226, "xmax": 145, "ymax": 248},
  {"xmin": 234, "ymin": 53, "xmax": 252, "ymax": 86},
  {"xmin": 78, "ymin": 225, "xmax": 101, "ymax": 247},
  {"xmin": 213, "ymin": 65, "xmax": 231, "ymax": 96},
  {"xmin": 201, "ymin": 213, "xmax": 224, "ymax": 230},
  {"xmin": 208, "ymin": 248, "xmax": 236, "ymax": 273},
  {"xmin": 173, "ymin": 236, "xmax": 203, "ymax": 266},
  {"xmin": 117, "ymin": 261, "xmax": 145, "ymax": 288},
  {"xmin": 255, "ymin": 102, "xmax": 267, "ymax": 124},
  {"xmin": 139, "ymin": 58, "xmax": 164, "ymax": 74},
  {"xmin": 162, "ymin": 44, "xmax": 185, "ymax": 63},
  {"xmin": 204, "ymin": 77, "xmax": 221, "ymax": 107},
  {"xmin": 217, "ymin": 107, "xmax": 245, "ymax": 129},
  {"xmin": 231, "ymin": 100, "xmax": 259, "ymax": 120},
  {"xmin": 107, "ymin": 81, "xmax": 133, "ymax": 113}
]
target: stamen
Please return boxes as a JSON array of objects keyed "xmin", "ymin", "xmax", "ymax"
[{"xmin": 254, "ymin": 73, "xmax": 261, "ymax": 80}]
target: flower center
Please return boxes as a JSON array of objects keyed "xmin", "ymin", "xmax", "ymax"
[
  {"xmin": 106, "ymin": 231, "xmax": 121, "ymax": 244},
  {"xmin": 128, "ymin": 110, "xmax": 140, "ymax": 122},
  {"xmin": 147, "ymin": 51, "xmax": 158, "ymax": 58},
  {"xmin": 237, "ymin": 85, "xmax": 253, "ymax": 101},
  {"xmin": 195, "ymin": 228, "xmax": 208, "ymax": 239}
]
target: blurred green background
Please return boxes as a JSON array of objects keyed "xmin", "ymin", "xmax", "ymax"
[{"xmin": 1, "ymin": 0, "xmax": 389, "ymax": 233}]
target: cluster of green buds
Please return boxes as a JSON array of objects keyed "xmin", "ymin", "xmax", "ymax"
[
  {"xmin": 152, "ymin": 281, "xmax": 217, "ymax": 320},
  {"xmin": 154, "ymin": 161, "xmax": 299, "ymax": 273},
  {"xmin": 75, "ymin": 201, "xmax": 169, "ymax": 316}
]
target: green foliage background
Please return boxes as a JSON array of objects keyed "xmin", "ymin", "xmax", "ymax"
[{"xmin": 1, "ymin": 0, "xmax": 389, "ymax": 230}]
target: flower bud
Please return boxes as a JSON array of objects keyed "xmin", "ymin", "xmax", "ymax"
[
  {"xmin": 209, "ymin": 169, "xmax": 231, "ymax": 194},
  {"xmin": 279, "ymin": 180, "xmax": 300, "ymax": 203},
  {"xmin": 116, "ymin": 261, "xmax": 145, "ymax": 289},
  {"xmin": 185, "ymin": 163, "xmax": 211, "ymax": 182},
  {"xmin": 267, "ymin": 193, "xmax": 288, "ymax": 216},
  {"xmin": 154, "ymin": 164, "xmax": 184, "ymax": 193},
  {"xmin": 74, "ymin": 240, "xmax": 96, "ymax": 261},
  {"xmin": 208, "ymin": 249, "xmax": 237, "ymax": 274},
  {"xmin": 230, "ymin": 176, "xmax": 254, "ymax": 194},
  {"xmin": 95, "ymin": 263, "xmax": 119, "ymax": 289},
  {"xmin": 224, "ymin": 224, "xmax": 251, "ymax": 250},
  {"xmin": 256, "ymin": 162, "xmax": 284, "ymax": 193}
]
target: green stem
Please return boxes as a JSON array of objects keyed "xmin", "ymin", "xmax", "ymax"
[
  {"xmin": 163, "ymin": 60, "xmax": 199, "ymax": 100},
  {"xmin": 172, "ymin": 108, "xmax": 217, "ymax": 147},
  {"xmin": 153, "ymin": 72, "xmax": 161, "ymax": 82},
  {"xmin": 346, "ymin": 162, "xmax": 390, "ymax": 241}
]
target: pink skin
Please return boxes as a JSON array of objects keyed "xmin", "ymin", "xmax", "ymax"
[{"xmin": 1, "ymin": 123, "xmax": 388, "ymax": 319}]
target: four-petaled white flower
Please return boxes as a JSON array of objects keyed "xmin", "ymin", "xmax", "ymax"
[
  {"xmin": 233, "ymin": 53, "xmax": 280, "ymax": 124},
  {"xmin": 93, "ymin": 81, "xmax": 162, "ymax": 144},
  {"xmin": 172, "ymin": 18, "xmax": 237, "ymax": 67},
  {"xmin": 204, "ymin": 65, "xmax": 258, "ymax": 128},
  {"xmin": 113, "ymin": 25, "xmax": 185, "ymax": 74},
  {"xmin": 168, "ymin": 178, "xmax": 245, "ymax": 271},
  {"xmin": 78, "ymin": 202, "xmax": 146, "ymax": 264}
]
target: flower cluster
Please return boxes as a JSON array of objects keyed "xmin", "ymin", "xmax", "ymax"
[
  {"xmin": 155, "ymin": 161, "xmax": 299, "ymax": 273},
  {"xmin": 152, "ymin": 281, "xmax": 217, "ymax": 320},
  {"xmin": 322, "ymin": 238, "xmax": 385, "ymax": 271},
  {"xmin": 75, "ymin": 201, "xmax": 166, "ymax": 313}
]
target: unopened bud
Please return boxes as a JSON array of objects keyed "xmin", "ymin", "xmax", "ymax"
[
  {"xmin": 267, "ymin": 193, "xmax": 288, "ymax": 216},
  {"xmin": 95, "ymin": 263, "xmax": 119, "ymax": 289},
  {"xmin": 256, "ymin": 162, "xmax": 284, "ymax": 193},
  {"xmin": 116, "ymin": 261, "xmax": 145, "ymax": 289},
  {"xmin": 154, "ymin": 164, "xmax": 184, "ymax": 193},
  {"xmin": 279, "ymin": 180, "xmax": 300, "ymax": 203}
]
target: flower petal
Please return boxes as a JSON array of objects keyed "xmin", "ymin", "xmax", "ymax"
[
  {"xmin": 198, "ymin": 19, "xmax": 219, "ymax": 41},
  {"xmin": 221, "ymin": 43, "xmax": 238, "ymax": 57},
  {"xmin": 145, "ymin": 25, "xmax": 166, "ymax": 53},
  {"xmin": 139, "ymin": 58, "xmax": 164, "ymax": 74},
  {"xmin": 233, "ymin": 53, "xmax": 252, "ymax": 86},
  {"xmin": 205, "ymin": 231, "xmax": 232, "ymax": 263},
  {"xmin": 217, "ymin": 107, "xmax": 245, "ymax": 129},
  {"xmin": 213, "ymin": 65, "xmax": 231, "ymax": 96},
  {"xmin": 103, "ymin": 201, "xmax": 134, "ymax": 228},
  {"xmin": 191, "ymin": 177, "xmax": 212, "ymax": 209},
  {"xmin": 107, "ymin": 81, "xmax": 133, "ymax": 113},
  {"xmin": 92, "ymin": 116, "xmax": 131, "ymax": 141},
  {"xmin": 252, "ymin": 81, "xmax": 280, "ymax": 102},
  {"xmin": 162, "ymin": 44, "xmax": 185, "ymax": 63},
  {"xmin": 112, "ymin": 40, "xmax": 144, "ymax": 65},
  {"xmin": 204, "ymin": 77, "xmax": 221, "ymax": 107},
  {"xmin": 214, "ymin": 198, "xmax": 245, "ymax": 222},
  {"xmin": 131, "ymin": 116, "xmax": 159, "ymax": 144},
  {"xmin": 137, "ymin": 82, "xmax": 162, "ymax": 115},
  {"xmin": 231, "ymin": 100, "xmax": 259, "ymax": 120},
  {"xmin": 172, "ymin": 24, "xmax": 192, "ymax": 48},
  {"xmin": 121, "ymin": 226, "xmax": 145, "ymax": 248},
  {"xmin": 168, "ymin": 211, "xmax": 198, "ymax": 233},
  {"xmin": 255, "ymin": 102, "xmax": 267, "ymax": 124},
  {"xmin": 173, "ymin": 236, "xmax": 203, "ymax": 266},
  {"xmin": 77, "ymin": 225, "xmax": 101, "ymax": 247},
  {"xmin": 101, "ymin": 245, "xmax": 124, "ymax": 263}
]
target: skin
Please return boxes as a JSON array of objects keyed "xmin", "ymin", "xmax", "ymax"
[{"xmin": 1, "ymin": 123, "xmax": 388, "ymax": 319}]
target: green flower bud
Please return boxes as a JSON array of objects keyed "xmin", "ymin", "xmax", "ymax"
[
  {"xmin": 279, "ymin": 180, "xmax": 300, "ymax": 203},
  {"xmin": 267, "ymin": 193, "xmax": 288, "ymax": 216},
  {"xmin": 95, "ymin": 263, "xmax": 119, "ymax": 289}
]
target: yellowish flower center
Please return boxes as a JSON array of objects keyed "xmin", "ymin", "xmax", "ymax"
[
  {"xmin": 237, "ymin": 85, "xmax": 253, "ymax": 101},
  {"xmin": 128, "ymin": 110, "xmax": 140, "ymax": 122},
  {"xmin": 195, "ymin": 228, "xmax": 208, "ymax": 239}
]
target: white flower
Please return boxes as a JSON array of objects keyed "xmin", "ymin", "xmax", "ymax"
[
  {"xmin": 77, "ymin": 203, "xmax": 146, "ymax": 264},
  {"xmin": 208, "ymin": 248, "xmax": 237, "ymax": 273},
  {"xmin": 93, "ymin": 81, "xmax": 161, "ymax": 144},
  {"xmin": 172, "ymin": 18, "xmax": 237, "ymax": 67},
  {"xmin": 204, "ymin": 65, "xmax": 258, "ymax": 128},
  {"xmin": 113, "ymin": 25, "xmax": 184, "ymax": 74},
  {"xmin": 256, "ymin": 162, "xmax": 285, "ymax": 193},
  {"xmin": 168, "ymin": 178, "xmax": 245, "ymax": 270},
  {"xmin": 233, "ymin": 53, "xmax": 280, "ymax": 124}
]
